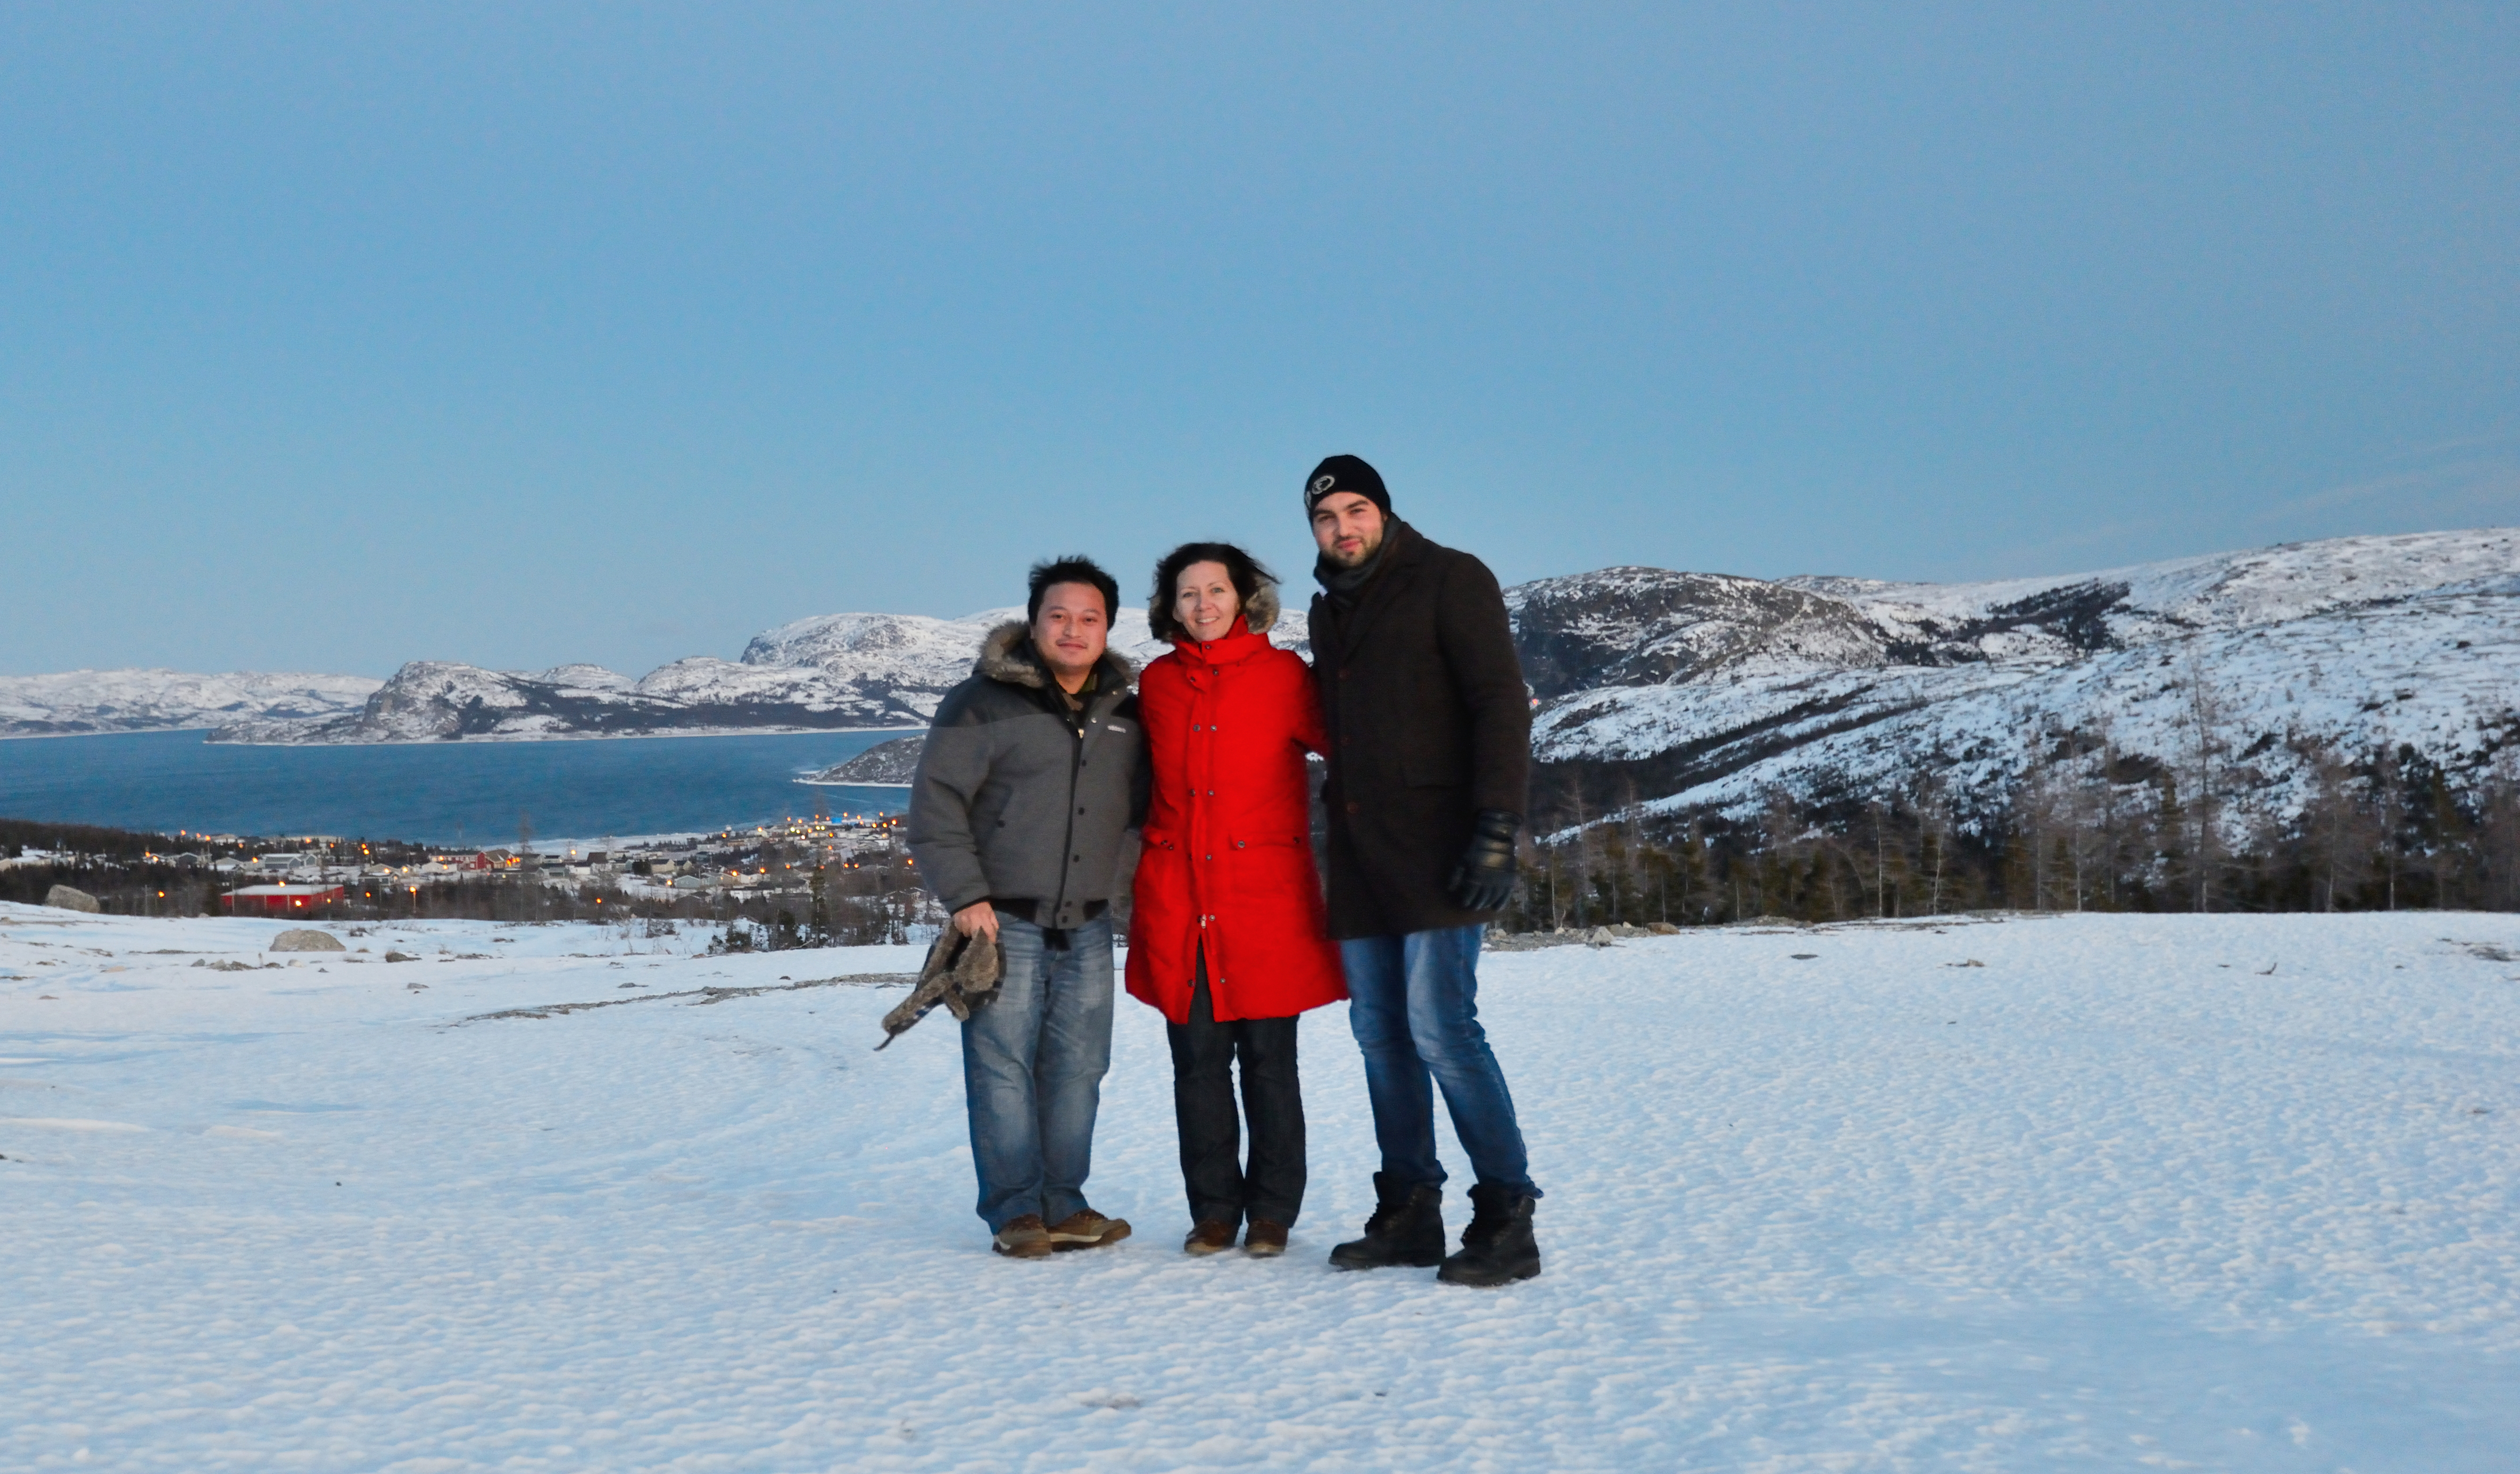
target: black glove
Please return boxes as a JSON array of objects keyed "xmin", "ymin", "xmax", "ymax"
[{"xmin": 1446, "ymin": 809, "xmax": 1521, "ymax": 913}]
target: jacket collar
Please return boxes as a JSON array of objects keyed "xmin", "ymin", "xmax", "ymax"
[
  {"xmin": 1165, "ymin": 581, "xmax": 1281, "ymax": 664},
  {"xmin": 1316, "ymin": 517, "xmax": 1425, "ymax": 659},
  {"xmin": 1173, "ymin": 624, "xmax": 1276, "ymax": 666},
  {"xmin": 975, "ymin": 620, "xmax": 1138, "ymax": 697}
]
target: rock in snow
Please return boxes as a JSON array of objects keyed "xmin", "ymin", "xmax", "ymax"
[
  {"xmin": 268, "ymin": 928, "xmax": 345, "ymax": 953},
  {"xmin": 42, "ymin": 884, "xmax": 100, "ymax": 913}
]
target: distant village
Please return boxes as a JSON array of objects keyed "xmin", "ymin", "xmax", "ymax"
[{"xmin": 1, "ymin": 810, "xmax": 936, "ymax": 948}]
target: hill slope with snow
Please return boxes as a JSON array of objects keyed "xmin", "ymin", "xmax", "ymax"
[{"xmin": 1520, "ymin": 528, "xmax": 2520, "ymax": 829}]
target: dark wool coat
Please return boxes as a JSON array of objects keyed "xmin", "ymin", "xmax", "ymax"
[
  {"xmin": 1126, "ymin": 588, "xmax": 1347, "ymax": 1025},
  {"xmin": 905, "ymin": 622, "xmax": 1145, "ymax": 929},
  {"xmin": 1308, "ymin": 518, "xmax": 1532, "ymax": 939}
]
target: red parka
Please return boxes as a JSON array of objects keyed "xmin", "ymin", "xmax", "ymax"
[{"xmin": 1125, "ymin": 623, "xmax": 1347, "ymax": 1024}]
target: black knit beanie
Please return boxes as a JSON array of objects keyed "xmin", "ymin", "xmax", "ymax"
[{"xmin": 1304, "ymin": 454, "xmax": 1391, "ymax": 518}]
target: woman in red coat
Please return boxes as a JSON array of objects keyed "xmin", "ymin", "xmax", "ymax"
[{"xmin": 1128, "ymin": 541, "xmax": 1347, "ymax": 1258}]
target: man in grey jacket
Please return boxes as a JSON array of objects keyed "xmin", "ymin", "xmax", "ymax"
[{"xmin": 906, "ymin": 555, "xmax": 1147, "ymax": 1259}]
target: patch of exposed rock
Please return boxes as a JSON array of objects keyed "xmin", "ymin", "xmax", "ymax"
[{"xmin": 806, "ymin": 735, "xmax": 924, "ymax": 786}]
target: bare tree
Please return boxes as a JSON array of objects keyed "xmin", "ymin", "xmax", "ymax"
[
  {"xmin": 2295, "ymin": 739, "xmax": 2370, "ymax": 911},
  {"xmin": 2372, "ymin": 745, "xmax": 2408, "ymax": 911},
  {"xmin": 2477, "ymin": 748, "xmax": 2520, "ymax": 912},
  {"xmin": 2176, "ymin": 649, "xmax": 2231, "ymax": 911},
  {"xmin": 1915, "ymin": 772, "xmax": 1953, "ymax": 915}
]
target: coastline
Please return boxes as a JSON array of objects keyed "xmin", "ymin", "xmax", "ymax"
[
  {"xmin": 218, "ymin": 724, "xmax": 932, "ymax": 748},
  {"xmin": 0, "ymin": 726, "xmax": 225, "ymax": 742},
  {"xmin": 1, "ymin": 728, "xmax": 915, "ymax": 844},
  {"xmin": 0, "ymin": 724, "xmax": 930, "ymax": 747}
]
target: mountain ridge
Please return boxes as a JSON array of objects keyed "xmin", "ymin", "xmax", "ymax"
[
  {"xmin": 1524, "ymin": 527, "xmax": 2520, "ymax": 833},
  {"xmin": 11, "ymin": 528, "xmax": 2517, "ymax": 838},
  {"xmin": 0, "ymin": 669, "xmax": 381, "ymax": 739}
]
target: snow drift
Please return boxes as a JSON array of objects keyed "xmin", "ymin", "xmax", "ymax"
[{"xmin": 4, "ymin": 902, "xmax": 2515, "ymax": 1468}]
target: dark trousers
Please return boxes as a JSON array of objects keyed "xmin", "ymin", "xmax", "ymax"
[
  {"xmin": 1166, "ymin": 956, "xmax": 1306, "ymax": 1229},
  {"xmin": 1342, "ymin": 925, "xmax": 1538, "ymax": 1197}
]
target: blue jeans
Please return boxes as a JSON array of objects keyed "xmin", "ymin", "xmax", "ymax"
[
  {"xmin": 1342, "ymin": 925, "xmax": 1539, "ymax": 1197},
  {"xmin": 961, "ymin": 914, "xmax": 1115, "ymax": 1231}
]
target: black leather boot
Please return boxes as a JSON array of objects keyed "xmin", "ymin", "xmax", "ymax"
[
  {"xmin": 1328, "ymin": 1172, "xmax": 1446, "ymax": 1270},
  {"xmin": 1437, "ymin": 1182, "xmax": 1541, "ymax": 1286}
]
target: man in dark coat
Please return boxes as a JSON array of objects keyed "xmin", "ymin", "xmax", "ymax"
[
  {"xmin": 906, "ymin": 555, "xmax": 1146, "ymax": 1260},
  {"xmin": 1304, "ymin": 454, "xmax": 1543, "ymax": 1286}
]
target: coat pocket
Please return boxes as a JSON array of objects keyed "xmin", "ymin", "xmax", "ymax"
[
  {"xmin": 1132, "ymin": 829, "xmax": 1191, "ymax": 911},
  {"xmin": 1224, "ymin": 832, "xmax": 1316, "ymax": 900},
  {"xmin": 1134, "ymin": 828, "xmax": 1185, "ymax": 881}
]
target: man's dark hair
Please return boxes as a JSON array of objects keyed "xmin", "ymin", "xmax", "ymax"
[
  {"xmin": 1148, "ymin": 541, "xmax": 1278, "ymax": 643},
  {"xmin": 1026, "ymin": 555, "xmax": 1120, "ymax": 625}
]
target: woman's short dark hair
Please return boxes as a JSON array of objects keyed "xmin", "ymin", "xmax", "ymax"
[
  {"xmin": 1149, "ymin": 542, "xmax": 1277, "ymax": 642},
  {"xmin": 1026, "ymin": 555, "xmax": 1120, "ymax": 625}
]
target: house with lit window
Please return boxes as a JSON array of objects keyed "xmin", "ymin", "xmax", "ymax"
[{"xmin": 222, "ymin": 884, "xmax": 345, "ymax": 915}]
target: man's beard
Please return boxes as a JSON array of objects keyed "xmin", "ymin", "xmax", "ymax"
[{"xmin": 1324, "ymin": 531, "xmax": 1383, "ymax": 569}]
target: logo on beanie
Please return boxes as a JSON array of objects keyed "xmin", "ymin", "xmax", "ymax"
[{"xmin": 1311, "ymin": 473, "xmax": 1337, "ymax": 497}]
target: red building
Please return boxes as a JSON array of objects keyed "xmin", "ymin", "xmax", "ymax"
[{"xmin": 223, "ymin": 884, "xmax": 346, "ymax": 915}]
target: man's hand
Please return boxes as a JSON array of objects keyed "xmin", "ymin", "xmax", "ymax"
[
  {"xmin": 951, "ymin": 901, "xmax": 1000, "ymax": 943},
  {"xmin": 1447, "ymin": 810, "xmax": 1521, "ymax": 913}
]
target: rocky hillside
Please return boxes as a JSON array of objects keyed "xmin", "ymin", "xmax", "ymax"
[
  {"xmin": 802, "ymin": 735, "xmax": 925, "ymax": 786},
  {"xmin": 1518, "ymin": 528, "xmax": 2520, "ymax": 832}
]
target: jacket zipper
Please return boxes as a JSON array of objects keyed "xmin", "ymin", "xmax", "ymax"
[{"xmin": 1047, "ymin": 686, "xmax": 1088, "ymax": 923}]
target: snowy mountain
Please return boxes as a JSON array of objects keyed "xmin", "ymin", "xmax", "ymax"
[
  {"xmin": 0, "ymin": 669, "xmax": 382, "ymax": 739},
  {"xmin": 1520, "ymin": 528, "xmax": 2520, "ymax": 831},
  {"xmin": 209, "ymin": 602, "xmax": 1306, "ymax": 744},
  {"xmin": 24, "ymin": 530, "xmax": 2516, "ymax": 838},
  {"xmin": 209, "ymin": 613, "xmax": 1051, "ymax": 743}
]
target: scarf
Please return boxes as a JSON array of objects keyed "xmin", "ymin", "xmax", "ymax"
[{"xmin": 1313, "ymin": 538, "xmax": 1389, "ymax": 614}]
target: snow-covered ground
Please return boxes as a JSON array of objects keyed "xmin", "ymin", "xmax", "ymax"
[{"xmin": 4, "ymin": 904, "xmax": 2514, "ymax": 1471}]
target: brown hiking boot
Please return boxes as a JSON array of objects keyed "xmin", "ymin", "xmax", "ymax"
[
  {"xmin": 1046, "ymin": 1209, "xmax": 1132, "ymax": 1252},
  {"xmin": 1183, "ymin": 1220, "xmax": 1236, "ymax": 1255},
  {"xmin": 992, "ymin": 1213, "xmax": 1052, "ymax": 1259},
  {"xmin": 1244, "ymin": 1220, "xmax": 1289, "ymax": 1258}
]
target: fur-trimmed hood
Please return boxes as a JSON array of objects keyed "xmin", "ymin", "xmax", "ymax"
[
  {"xmin": 974, "ymin": 620, "xmax": 1139, "ymax": 690},
  {"xmin": 1147, "ymin": 580, "xmax": 1282, "ymax": 645}
]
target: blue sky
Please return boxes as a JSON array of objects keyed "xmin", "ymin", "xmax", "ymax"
[{"xmin": 5, "ymin": 3, "xmax": 2514, "ymax": 679}]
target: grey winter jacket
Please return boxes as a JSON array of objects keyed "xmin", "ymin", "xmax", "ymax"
[{"xmin": 906, "ymin": 621, "xmax": 1146, "ymax": 929}]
